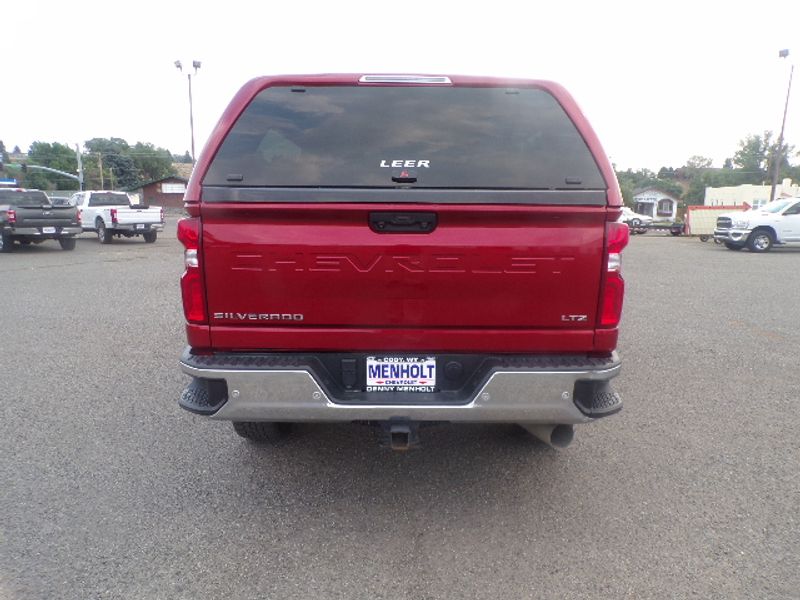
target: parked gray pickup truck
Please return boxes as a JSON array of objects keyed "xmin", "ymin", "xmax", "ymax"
[{"xmin": 0, "ymin": 189, "xmax": 82, "ymax": 252}]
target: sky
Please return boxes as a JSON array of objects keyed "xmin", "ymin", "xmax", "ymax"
[{"xmin": 2, "ymin": 0, "xmax": 799, "ymax": 172}]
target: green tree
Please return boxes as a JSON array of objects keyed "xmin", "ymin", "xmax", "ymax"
[
  {"xmin": 731, "ymin": 133, "xmax": 772, "ymax": 184},
  {"xmin": 104, "ymin": 152, "xmax": 139, "ymax": 189},
  {"xmin": 85, "ymin": 138, "xmax": 136, "ymax": 189},
  {"xmin": 682, "ymin": 169, "xmax": 729, "ymax": 204},
  {"xmin": 84, "ymin": 137, "xmax": 175, "ymax": 189},
  {"xmin": 0, "ymin": 140, "xmax": 9, "ymax": 164},
  {"xmin": 131, "ymin": 142, "xmax": 175, "ymax": 183},
  {"xmin": 617, "ymin": 175, "xmax": 634, "ymax": 205},
  {"xmin": 623, "ymin": 134, "xmax": 800, "ymax": 207},
  {"xmin": 657, "ymin": 166, "xmax": 676, "ymax": 179},
  {"xmin": 675, "ymin": 156, "xmax": 715, "ymax": 205},
  {"xmin": 683, "ymin": 171, "xmax": 714, "ymax": 205},
  {"xmin": 685, "ymin": 155, "xmax": 713, "ymax": 169},
  {"xmin": 26, "ymin": 141, "xmax": 79, "ymax": 190},
  {"xmin": 615, "ymin": 168, "xmax": 683, "ymax": 205},
  {"xmin": 173, "ymin": 150, "xmax": 193, "ymax": 164},
  {"xmin": 721, "ymin": 132, "xmax": 794, "ymax": 187},
  {"xmin": 766, "ymin": 139, "xmax": 794, "ymax": 184}
]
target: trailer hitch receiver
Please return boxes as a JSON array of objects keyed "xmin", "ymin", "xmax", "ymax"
[{"xmin": 381, "ymin": 420, "xmax": 420, "ymax": 451}]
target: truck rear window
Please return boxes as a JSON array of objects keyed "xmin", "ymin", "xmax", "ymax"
[
  {"xmin": 0, "ymin": 190, "xmax": 50, "ymax": 207},
  {"xmin": 203, "ymin": 86, "xmax": 605, "ymax": 191},
  {"xmin": 89, "ymin": 192, "xmax": 131, "ymax": 207}
]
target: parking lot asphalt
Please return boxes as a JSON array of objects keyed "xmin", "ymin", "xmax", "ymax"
[{"xmin": 1, "ymin": 225, "xmax": 799, "ymax": 599}]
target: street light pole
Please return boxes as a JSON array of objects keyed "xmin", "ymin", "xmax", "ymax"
[
  {"xmin": 75, "ymin": 144, "xmax": 84, "ymax": 190},
  {"xmin": 175, "ymin": 60, "xmax": 202, "ymax": 164},
  {"xmin": 770, "ymin": 49, "xmax": 793, "ymax": 203}
]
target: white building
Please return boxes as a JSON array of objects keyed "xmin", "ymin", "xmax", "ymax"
[
  {"xmin": 704, "ymin": 178, "xmax": 799, "ymax": 209},
  {"xmin": 632, "ymin": 188, "xmax": 679, "ymax": 221}
]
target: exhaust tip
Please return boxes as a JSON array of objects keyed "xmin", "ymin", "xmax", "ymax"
[
  {"xmin": 521, "ymin": 423, "xmax": 574, "ymax": 449},
  {"xmin": 550, "ymin": 424, "xmax": 574, "ymax": 448}
]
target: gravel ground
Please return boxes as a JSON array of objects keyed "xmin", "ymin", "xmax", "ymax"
[{"xmin": 1, "ymin": 226, "xmax": 798, "ymax": 599}]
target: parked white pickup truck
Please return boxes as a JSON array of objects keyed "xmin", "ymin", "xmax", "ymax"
[
  {"xmin": 70, "ymin": 191, "xmax": 164, "ymax": 244},
  {"xmin": 714, "ymin": 197, "xmax": 800, "ymax": 252}
]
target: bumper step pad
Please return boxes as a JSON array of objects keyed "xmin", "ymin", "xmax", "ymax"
[
  {"xmin": 573, "ymin": 382, "xmax": 622, "ymax": 418},
  {"xmin": 179, "ymin": 378, "xmax": 228, "ymax": 415}
]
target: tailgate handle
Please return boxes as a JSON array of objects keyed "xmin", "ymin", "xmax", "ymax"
[{"xmin": 369, "ymin": 212, "xmax": 437, "ymax": 234}]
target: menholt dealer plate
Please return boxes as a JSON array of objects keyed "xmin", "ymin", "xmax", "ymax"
[{"xmin": 366, "ymin": 356, "xmax": 436, "ymax": 392}]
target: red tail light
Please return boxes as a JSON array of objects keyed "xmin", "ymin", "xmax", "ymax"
[
  {"xmin": 177, "ymin": 217, "xmax": 207, "ymax": 324},
  {"xmin": 598, "ymin": 221, "xmax": 629, "ymax": 328},
  {"xmin": 77, "ymin": 209, "xmax": 82, "ymax": 225},
  {"xmin": 7, "ymin": 209, "xmax": 16, "ymax": 225},
  {"xmin": 110, "ymin": 208, "xmax": 118, "ymax": 224}
]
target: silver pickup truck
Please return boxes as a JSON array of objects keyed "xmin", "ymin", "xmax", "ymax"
[{"xmin": 70, "ymin": 190, "xmax": 164, "ymax": 244}]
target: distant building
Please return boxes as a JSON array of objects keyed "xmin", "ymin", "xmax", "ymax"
[
  {"xmin": 632, "ymin": 188, "xmax": 679, "ymax": 221},
  {"xmin": 704, "ymin": 178, "xmax": 799, "ymax": 209},
  {"xmin": 128, "ymin": 176, "xmax": 188, "ymax": 209}
]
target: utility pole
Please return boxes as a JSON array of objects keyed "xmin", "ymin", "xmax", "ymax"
[
  {"xmin": 770, "ymin": 49, "xmax": 794, "ymax": 203},
  {"xmin": 98, "ymin": 153, "xmax": 104, "ymax": 189}
]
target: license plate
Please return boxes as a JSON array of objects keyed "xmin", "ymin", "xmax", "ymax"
[
  {"xmin": 136, "ymin": 224, "xmax": 146, "ymax": 230},
  {"xmin": 366, "ymin": 356, "xmax": 436, "ymax": 392},
  {"xmin": 42, "ymin": 227, "xmax": 56, "ymax": 234}
]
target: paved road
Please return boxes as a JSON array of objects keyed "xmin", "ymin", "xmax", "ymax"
[{"xmin": 2, "ymin": 227, "xmax": 798, "ymax": 599}]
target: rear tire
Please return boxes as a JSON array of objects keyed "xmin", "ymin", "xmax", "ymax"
[
  {"xmin": 96, "ymin": 220, "xmax": 112, "ymax": 244},
  {"xmin": 232, "ymin": 421, "xmax": 293, "ymax": 443},
  {"xmin": 143, "ymin": 231, "xmax": 157, "ymax": 243},
  {"xmin": 59, "ymin": 237, "xmax": 76, "ymax": 251},
  {"xmin": 0, "ymin": 231, "xmax": 13, "ymax": 253},
  {"xmin": 747, "ymin": 229, "xmax": 773, "ymax": 253}
]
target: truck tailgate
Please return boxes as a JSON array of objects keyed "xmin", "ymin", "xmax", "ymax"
[
  {"xmin": 15, "ymin": 205, "xmax": 78, "ymax": 228},
  {"xmin": 116, "ymin": 208, "xmax": 161, "ymax": 225},
  {"xmin": 201, "ymin": 202, "xmax": 606, "ymax": 352}
]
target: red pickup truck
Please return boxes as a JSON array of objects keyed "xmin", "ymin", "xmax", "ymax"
[{"xmin": 178, "ymin": 74, "xmax": 627, "ymax": 449}]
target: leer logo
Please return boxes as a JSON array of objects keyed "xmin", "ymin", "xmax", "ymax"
[{"xmin": 379, "ymin": 159, "xmax": 430, "ymax": 168}]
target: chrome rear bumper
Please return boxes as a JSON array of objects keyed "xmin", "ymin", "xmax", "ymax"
[
  {"xmin": 113, "ymin": 223, "xmax": 164, "ymax": 232},
  {"xmin": 179, "ymin": 349, "xmax": 622, "ymax": 425},
  {"xmin": 8, "ymin": 226, "xmax": 82, "ymax": 236}
]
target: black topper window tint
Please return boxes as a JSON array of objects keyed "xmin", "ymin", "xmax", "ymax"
[{"xmin": 204, "ymin": 86, "xmax": 605, "ymax": 190}]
